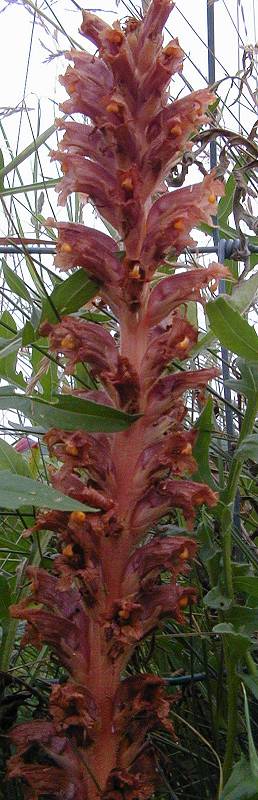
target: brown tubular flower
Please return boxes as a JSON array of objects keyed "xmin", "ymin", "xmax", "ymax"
[{"xmin": 9, "ymin": 2, "xmax": 227, "ymax": 798}]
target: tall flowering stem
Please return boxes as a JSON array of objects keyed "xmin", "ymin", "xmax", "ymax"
[{"xmin": 8, "ymin": 2, "xmax": 228, "ymax": 798}]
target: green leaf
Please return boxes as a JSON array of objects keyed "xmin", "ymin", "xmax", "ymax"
[
  {"xmin": 213, "ymin": 622, "xmax": 252, "ymax": 657},
  {"xmin": 204, "ymin": 586, "xmax": 232, "ymax": 611},
  {"xmin": 31, "ymin": 395, "xmax": 140, "ymax": 432},
  {"xmin": 0, "ymin": 310, "xmax": 16, "ymax": 337},
  {"xmin": 206, "ymin": 297, "xmax": 258, "ymax": 360},
  {"xmin": 191, "ymin": 329, "xmax": 215, "ymax": 356},
  {"xmin": 240, "ymin": 675, "xmax": 258, "ymax": 702},
  {"xmin": 0, "ymin": 470, "xmax": 96, "ymax": 512},
  {"xmin": 221, "ymin": 755, "xmax": 258, "ymax": 799},
  {"xmin": 0, "ymin": 575, "xmax": 11, "ymax": 623},
  {"xmin": 0, "ymin": 178, "xmax": 58, "ymax": 197},
  {"xmin": 0, "ymin": 438, "xmax": 30, "ymax": 477},
  {"xmin": 217, "ymin": 175, "xmax": 235, "ymax": 226},
  {"xmin": 224, "ymin": 687, "xmax": 258, "ymax": 800},
  {"xmin": 2, "ymin": 259, "xmax": 32, "ymax": 302},
  {"xmin": 192, "ymin": 398, "xmax": 216, "ymax": 488},
  {"xmin": 226, "ymin": 359, "xmax": 258, "ymax": 400},
  {"xmin": 0, "ymin": 312, "xmax": 25, "ymax": 388},
  {"xmin": 0, "ymin": 149, "xmax": 4, "ymax": 191},
  {"xmin": 0, "ymin": 335, "xmax": 22, "ymax": 358},
  {"xmin": 22, "ymin": 321, "xmax": 36, "ymax": 345},
  {"xmin": 40, "ymin": 269, "xmax": 99, "ymax": 325},
  {"xmin": 226, "ymin": 606, "xmax": 258, "ymax": 634},
  {"xmin": 0, "ymin": 392, "xmax": 140, "ymax": 433},
  {"xmin": 0, "ymin": 122, "xmax": 57, "ymax": 179},
  {"xmin": 234, "ymin": 576, "xmax": 258, "ymax": 598},
  {"xmin": 230, "ymin": 273, "xmax": 258, "ymax": 315},
  {"xmin": 235, "ymin": 435, "xmax": 258, "ymax": 463},
  {"xmin": 0, "ymin": 534, "xmax": 30, "ymax": 555},
  {"xmin": 192, "ymin": 274, "xmax": 258, "ymax": 356}
]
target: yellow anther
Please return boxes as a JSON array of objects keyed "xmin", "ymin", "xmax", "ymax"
[
  {"xmin": 121, "ymin": 177, "xmax": 134, "ymax": 192},
  {"xmin": 60, "ymin": 243, "xmax": 72, "ymax": 254},
  {"xmin": 170, "ymin": 124, "xmax": 182, "ymax": 137},
  {"xmin": 179, "ymin": 595, "xmax": 189, "ymax": 608},
  {"xmin": 178, "ymin": 336, "xmax": 190, "ymax": 350},
  {"xmin": 181, "ymin": 443, "xmax": 192, "ymax": 456},
  {"xmin": 179, "ymin": 547, "xmax": 189, "ymax": 560},
  {"xmin": 130, "ymin": 264, "xmax": 141, "ymax": 279},
  {"xmin": 173, "ymin": 219, "xmax": 185, "ymax": 231},
  {"xmin": 62, "ymin": 544, "xmax": 74, "ymax": 558},
  {"xmin": 65, "ymin": 443, "xmax": 79, "ymax": 456},
  {"xmin": 208, "ymin": 193, "xmax": 216, "ymax": 204},
  {"xmin": 60, "ymin": 334, "xmax": 76, "ymax": 349},
  {"xmin": 164, "ymin": 43, "xmax": 178, "ymax": 58},
  {"xmin": 70, "ymin": 511, "xmax": 86, "ymax": 524},
  {"xmin": 106, "ymin": 101, "xmax": 121, "ymax": 114},
  {"xmin": 118, "ymin": 608, "xmax": 130, "ymax": 620},
  {"xmin": 69, "ymin": 84, "xmax": 77, "ymax": 94},
  {"xmin": 107, "ymin": 29, "xmax": 124, "ymax": 45}
]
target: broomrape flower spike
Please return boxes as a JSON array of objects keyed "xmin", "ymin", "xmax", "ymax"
[{"xmin": 8, "ymin": 1, "xmax": 228, "ymax": 798}]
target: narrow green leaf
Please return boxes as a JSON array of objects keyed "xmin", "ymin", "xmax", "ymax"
[
  {"xmin": 0, "ymin": 312, "xmax": 25, "ymax": 388},
  {"xmin": 206, "ymin": 297, "xmax": 258, "ymax": 360},
  {"xmin": 40, "ymin": 269, "xmax": 99, "ymax": 325},
  {"xmin": 0, "ymin": 438, "xmax": 30, "ymax": 477},
  {"xmin": 191, "ymin": 329, "xmax": 215, "ymax": 356},
  {"xmin": 192, "ymin": 398, "xmax": 216, "ymax": 488},
  {"xmin": 22, "ymin": 321, "xmax": 36, "ymax": 345},
  {"xmin": 31, "ymin": 395, "xmax": 140, "ymax": 432},
  {"xmin": 225, "ymin": 359, "xmax": 258, "ymax": 400},
  {"xmin": 230, "ymin": 273, "xmax": 258, "ymax": 314},
  {"xmin": 243, "ymin": 685, "xmax": 258, "ymax": 777},
  {"xmin": 0, "ymin": 178, "xmax": 59, "ymax": 197},
  {"xmin": 192, "ymin": 274, "xmax": 258, "ymax": 356},
  {"xmin": 240, "ymin": 675, "xmax": 258, "ymax": 702},
  {"xmin": 0, "ymin": 149, "xmax": 4, "ymax": 191},
  {"xmin": 0, "ymin": 335, "xmax": 22, "ymax": 358},
  {"xmin": 0, "ymin": 122, "xmax": 57, "ymax": 179},
  {"xmin": 226, "ymin": 606, "xmax": 258, "ymax": 634},
  {"xmin": 0, "ymin": 392, "xmax": 140, "ymax": 433},
  {"xmin": 234, "ymin": 577, "xmax": 258, "ymax": 598},
  {"xmin": 0, "ymin": 576, "xmax": 11, "ymax": 623},
  {"xmin": 235, "ymin": 435, "xmax": 258, "ymax": 463},
  {"xmin": 221, "ymin": 754, "xmax": 258, "ymax": 799},
  {"xmin": 0, "ymin": 470, "xmax": 96, "ymax": 512},
  {"xmin": 218, "ymin": 175, "xmax": 235, "ymax": 226},
  {"xmin": 2, "ymin": 260, "xmax": 32, "ymax": 302},
  {"xmin": 213, "ymin": 622, "xmax": 252, "ymax": 657}
]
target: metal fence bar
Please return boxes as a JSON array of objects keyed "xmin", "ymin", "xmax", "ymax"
[{"xmin": 0, "ymin": 242, "xmax": 258, "ymax": 256}]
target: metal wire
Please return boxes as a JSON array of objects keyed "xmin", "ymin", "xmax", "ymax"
[{"xmin": 0, "ymin": 240, "xmax": 257, "ymax": 257}]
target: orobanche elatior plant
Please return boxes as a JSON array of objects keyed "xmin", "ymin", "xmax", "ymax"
[{"xmin": 7, "ymin": 1, "xmax": 229, "ymax": 798}]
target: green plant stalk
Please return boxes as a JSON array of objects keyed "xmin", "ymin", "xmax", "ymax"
[
  {"xmin": 245, "ymin": 651, "xmax": 258, "ymax": 678},
  {"xmin": 222, "ymin": 395, "xmax": 258, "ymax": 507},
  {"xmin": 222, "ymin": 650, "xmax": 239, "ymax": 785},
  {"xmin": 220, "ymin": 393, "xmax": 258, "ymax": 600},
  {"xmin": 0, "ymin": 618, "xmax": 19, "ymax": 673},
  {"xmin": 219, "ymin": 393, "xmax": 258, "ymax": 783}
]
